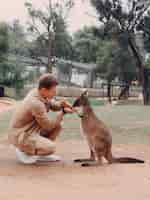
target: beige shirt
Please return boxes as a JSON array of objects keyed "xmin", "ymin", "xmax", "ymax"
[{"xmin": 9, "ymin": 88, "xmax": 62, "ymax": 146}]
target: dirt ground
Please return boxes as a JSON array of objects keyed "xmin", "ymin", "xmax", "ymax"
[
  {"xmin": 0, "ymin": 102, "xmax": 13, "ymax": 114},
  {"xmin": 0, "ymin": 139, "xmax": 149, "ymax": 200},
  {"xmin": 0, "ymin": 102, "xmax": 150, "ymax": 200}
]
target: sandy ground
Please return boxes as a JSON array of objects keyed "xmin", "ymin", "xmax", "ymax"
[
  {"xmin": 0, "ymin": 102, "xmax": 150, "ymax": 200},
  {"xmin": 0, "ymin": 102, "xmax": 13, "ymax": 114},
  {"xmin": 0, "ymin": 139, "xmax": 149, "ymax": 200}
]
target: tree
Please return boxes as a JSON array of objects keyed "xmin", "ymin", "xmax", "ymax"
[
  {"xmin": 0, "ymin": 22, "xmax": 26, "ymax": 98},
  {"xmin": 90, "ymin": 0, "xmax": 150, "ymax": 104},
  {"xmin": 96, "ymin": 38, "xmax": 137, "ymax": 102},
  {"xmin": 115, "ymin": 31, "xmax": 137, "ymax": 99},
  {"xmin": 73, "ymin": 26, "xmax": 100, "ymax": 62},
  {"xmin": 0, "ymin": 22, "xmax": 9, "ymax": 57},
  {"xmin": 53, "ymin": 14, "xmax": 73, "ymax": 59},
  {"xmin": 8, "ymin": 20, "xmax": 29, "ymax": 56},
  {"xmin": 0, "ymin": 22, "xmax": 10, "ymax": 86},
  {"xmin": 25, "ymin": 0, "xmax": 74, "ymax": 72},
  {"xmin": 138, "ymin": 12, "xmax": 150, "ymax": 53},
  {"xmin": 96, "ymin": 40, "xmax": 118, "ymax": 102}
]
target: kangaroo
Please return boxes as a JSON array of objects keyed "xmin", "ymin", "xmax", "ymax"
[{"xmin": 72, "ymin": 91, "xmax": 144, "ymax": 167}]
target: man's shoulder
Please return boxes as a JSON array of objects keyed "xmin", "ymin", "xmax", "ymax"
[
  {"xmin": 24, "ymin": 88, "xmax": 44, "ymax": 108},
  {"xmin": 25, "ymin": 88, "xmax": 38, "ymax": 99}
]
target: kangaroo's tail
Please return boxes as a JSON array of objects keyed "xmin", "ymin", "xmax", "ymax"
[{"xmin": 113, "ymin": 157, "xmax": 144, "ymax": 163}]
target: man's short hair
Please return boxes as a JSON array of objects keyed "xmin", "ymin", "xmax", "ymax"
[{"xmin": 38, "ymin": 73, "xmax": 58, "ymax": 90}]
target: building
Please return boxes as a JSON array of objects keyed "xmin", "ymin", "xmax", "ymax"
[{"xmin": 56, "ymin": 59, "xmax": 97, "ymax": 88}]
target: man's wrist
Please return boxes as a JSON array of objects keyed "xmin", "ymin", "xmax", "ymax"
[
  {"xmin": 62, "ymin": 107, "xmax": 67, "ymax": 114},
  {"xmin": 60, "ymin": 101, "xmax": 65, "ymax": 107}
]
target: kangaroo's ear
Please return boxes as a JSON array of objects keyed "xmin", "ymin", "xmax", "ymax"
[{"xmin": 82, "ymin": 90, "xmax": 88, "ymax": 97}]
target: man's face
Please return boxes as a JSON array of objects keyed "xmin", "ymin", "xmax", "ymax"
[{"xmin": 40, "ymin": 86, "xmax": 57, "ymax": 100}]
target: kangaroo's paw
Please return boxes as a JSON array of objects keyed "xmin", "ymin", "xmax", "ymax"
[
  {"xmin": 81, "ymin": 161, "xmax": 101, "ymax": 167},
  {"xmin": 74, "ymin": 158, "xmax": 94, "ymax": 163},
  {"xmin": 81, "ymin": 162, "xmax": 91, "ymax": 167}
]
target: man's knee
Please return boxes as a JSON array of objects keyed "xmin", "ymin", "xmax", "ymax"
[
  {"xmin": 55, "ymin": 124, "xmax": 62, "ymax": 131},
  {"xmin": 47, "ymin": 141, "xmax": 56, "ymax": 153},
  {"xmin": 41, "ymin": 124, "xmax": 62, "ymax": 137},
  {"xmin": 46, "ymin": 124, "xmax": 62, "ymax": 140},
  {"xmin": 37, "ymin": 141, "xmax": 56, "ymax": 156},
  {"xmin": 51, "ymin": 123, "xmax": 62, "ymax": 130}
]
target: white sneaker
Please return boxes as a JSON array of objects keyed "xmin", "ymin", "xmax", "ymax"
[
  {"xmin": 37, "ymin": 154, "xmax": 62, "ymax": 162},
  {"xmin": 15, "ymin": 148, "xmax": 61, "ymax": 163},
  {"xmin": 15, "ymin": 148, "xmax": 38, "ymax": 164}
]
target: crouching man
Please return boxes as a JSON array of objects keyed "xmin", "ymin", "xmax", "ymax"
[{"xmin": 8, "ymin": 73, "xmax": 75, "ymax": 164}]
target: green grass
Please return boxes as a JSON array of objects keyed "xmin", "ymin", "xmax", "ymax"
[
  {"xmin": 1, "ymin": 104, "xmax": 150, "ymax": 144},
  {"xmin": 60, "ymin": 105, "xmax": 150, "ymax": 144}
]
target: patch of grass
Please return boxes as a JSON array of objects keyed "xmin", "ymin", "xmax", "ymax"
[
  {"xmin": 89, "ymin": 98, "xmax": 105, "ymax": 106},
  {"xmin": 1, "ymin": 105, "xmax": 150, "ymax": 144}
]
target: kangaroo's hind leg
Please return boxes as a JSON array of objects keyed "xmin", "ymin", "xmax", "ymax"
[
  {"xmin": 104, "ymin": 147, "xmax": 114, "ymax": 164},
  {"xmin": 81, "ymin": 146, "xmax": 104, "ymax": 167},
  {"xmin": 74, "ymin": 149, "xmax": 96, "ymax": 163}
]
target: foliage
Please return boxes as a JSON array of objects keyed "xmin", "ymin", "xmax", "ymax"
[
  {"xmin": 25, "ymin": 0, "xmax": 74, "ymax": 72},
  {"xmin": 73, "ymin": 26, "xmax": 100, "ymax": 62},
  {"xmin": 96, "ymin": 39, "xmax": 137, "ymax": 83},
  {"xmin": 8, "ymin": 20, "xmax": 29, "ymax": 56}
]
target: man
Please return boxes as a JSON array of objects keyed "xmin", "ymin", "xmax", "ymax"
[{"xmin": 9, "ymin": 73, "xmax": 75, "ymax": 164}]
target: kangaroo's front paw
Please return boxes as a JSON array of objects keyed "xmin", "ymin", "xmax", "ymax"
[
  {"xmin": 74, "ymin": 159, "xmax": 83, "ymax": 163},
  {"xmin": 81, "ymin": 162, "xmax": 90, "ymax": 167}
]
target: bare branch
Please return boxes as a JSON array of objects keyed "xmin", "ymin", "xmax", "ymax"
[{"xmin": 130, "ymin": 1, "xmax": 150, "ymax": 30}]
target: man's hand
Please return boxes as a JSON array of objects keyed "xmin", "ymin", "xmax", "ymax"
[
  {"xmin": 63, "ymin": 107, "xmax": 76, "ymax": 114},
  {"xmin": 60, "ymin": 100, "xmax": 72, "ymax": 109},
  {"xmin": 55, "ymin": 107, "xmax": 76, "ymax": 124},
  {"xmin": 60, "ymin": 100, "xmax": 77, "ymax": 114}
]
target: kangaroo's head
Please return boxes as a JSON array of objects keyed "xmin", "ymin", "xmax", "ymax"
[{"xmin": 73, "ymin": 90, "xmax": 89, "ymax": 107}]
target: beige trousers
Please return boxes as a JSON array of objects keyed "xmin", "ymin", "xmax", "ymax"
[{"xmin": 10, "ymin": 125, "xmax": 62, "ymax": 156}]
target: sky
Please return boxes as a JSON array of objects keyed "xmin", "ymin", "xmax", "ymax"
[{"xmin": 0, "ymin": 0, "xmax": 98, "ymax": 33}]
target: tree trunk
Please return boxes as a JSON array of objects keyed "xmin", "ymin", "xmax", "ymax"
[
  {"xmin": 0, "ymin": 86, "xmax": 4, "ymax": 97},
  {"xmin": 68, "ymin": 67, "xmax": 72, "ymax": 85},
  {"xmin": 128, "ymin": 36, "xmax": 149, "ymax": 104},
  {"xmin": 47, "ymin": 32, "xmax": 53, "ymax": 73},
  {"xmin": 89, "ymin": 71, "xmax": 95, "ymax": 88},
  {"xmin": 118, "ymin": 83, "xmax": 130, "ymax": 100},
  {"xmin": 107, "ymin": 81, "xmax": 112, "ymax": 103},
  {"xmin": 143, "ymin": 69, "xmax": 150, "ymax": 105}
]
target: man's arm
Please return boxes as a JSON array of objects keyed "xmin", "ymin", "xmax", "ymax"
[
  {"xmin": 48, "ymin": 99, "xmax": 62, "ymax": 112},
  {"xmin": 48, "ymin": 99, "xmax": 73, "ymax": 112},
  {"xmin": 31, "ymin": 101, "xmax": 64, "ymax": 131}
]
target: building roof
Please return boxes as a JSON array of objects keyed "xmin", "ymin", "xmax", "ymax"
[
  {"xmin": 57, "ymin": 59, "xmax": 97, "ymax": 72},
  {"xmin": 8, "ymin": 54, "xmax": 97, "ymax": 72}
]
